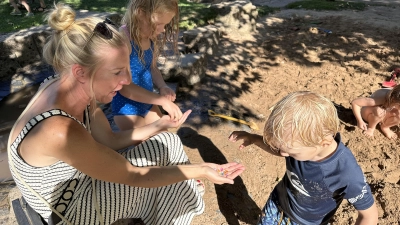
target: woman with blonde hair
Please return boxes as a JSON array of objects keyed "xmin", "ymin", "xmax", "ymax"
[{"xmin": 8, "ymin": 3, "xmax": 245, "ymax": 224}]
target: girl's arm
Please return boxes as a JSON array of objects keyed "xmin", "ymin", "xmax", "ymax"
[
  {"xmin": 351, "ymin": 97, "xmax": 374, "ymax": 130},
  {"xmin": 151, "ymin": 64, "xmax": 176, "ymax": 102},
  {"xmin": 228, "ymin": 131, "xmax": 282, "ymax": 157},
  {"xmin": 36, "ymin": 117, "xmax": 245, "ymax": 187},
  {"xmin": 119, "ymin": 83, "xmax": 182, "ymax": 120},
  {"xmin": 351, "ymin": 95, "xmax": 386, "ymax": 130},
  {"xmin": 119, "ymin": 82, "xmax": 167, "ymax": 106},
  {"xmin": 90, "ymin": 107, "xmax": 190, "ymax": 150}
]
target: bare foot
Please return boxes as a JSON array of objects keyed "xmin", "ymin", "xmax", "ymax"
[
  {"xmin": 381, "ymin": 127, "xmax": 398, "ymax": 139},
  {"xmin": 384, "ymin": 130, "xmax": 398, "ymax": 139},
  {"xmin": 363, "ymin": 128, "xmax": 375, "ymax": 137}
]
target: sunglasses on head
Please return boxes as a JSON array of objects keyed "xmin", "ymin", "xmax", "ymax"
[
  {"xmin": 79, "ymin": 18, "xmax": 117, "ymax": 54},
  {"xmin": 92, "ymin": 18, "xmax": 117, "ymax": 39}
]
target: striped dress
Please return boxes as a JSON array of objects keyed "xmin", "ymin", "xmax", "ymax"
[{"xmin": 8, "ymin": 77, "xmax": 204, "ymax": 225}]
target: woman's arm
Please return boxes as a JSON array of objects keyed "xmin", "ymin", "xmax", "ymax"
[
  {"xmin": 229, "ymin": 131, "xmax": 282, "ymax": 157},
  {"xmin": 46, "ymin": 117, "xmax": 244, "ymax": 187},
  {"xmin": 90, "ymin": 107, "xmax": 190, "ymax": 150}
]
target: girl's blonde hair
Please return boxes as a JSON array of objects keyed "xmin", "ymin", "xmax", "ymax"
[
  {"xmin": 122, "ymin": 0, "xmax": 179, "ymax": 65},
  {"xmin": 264, "ymin": 91, "xmax": 340, "ymax": 149},
  {"xmin": 43, "ymin": 3, "xmax": 129, "ymax": 105},
  {"xmin": 382, "ymin": 85, "xmax": 400, "ymax": 109}
]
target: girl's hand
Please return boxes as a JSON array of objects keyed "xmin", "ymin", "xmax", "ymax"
[
  {"xmin": 160, "ymin": 86, "xmax": 176, "ymax": 102},
  {"xmin": 203, "ymin": 162, "xmax": 245, "ymax": 185},
  {"xmin": 161, "ymin": 98, "xmax": 183, "ymax": 121},
  {"xmin": 228, "ymin": 131, "xmax": 255, "ymax": 150},
  {"xmin": 159, "ymin": 110, "xmax": 191, "ymax": 129},
  {"xmin": 357, "ymin": 120, "xmax": 368, "ymax": 131}
]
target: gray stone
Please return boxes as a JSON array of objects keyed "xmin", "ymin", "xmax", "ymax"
[
  {"xmin": 107, "ymin": 13, "xmax": 124, "ymax": 26},
  {"xmin": 183, "ymin": 25, "xmax": 221, "ymax": 56},
  {"xmin": 0, "ymin": 182, "xmax": 16, "ymax": 218},
  {"xmin": 210, "ymin": 0, "xmax": 258, "ymax": 34},
  {"xmin": 0, "ymin": 11, "xmax": 118, "ymax": 83},
  {"xmin": 0, "ymin": 30, "xmax": 50, "ymax": 81},
  {"xmin": 158, "ymin": 53, "xmax": 207, "ymax": 86}
]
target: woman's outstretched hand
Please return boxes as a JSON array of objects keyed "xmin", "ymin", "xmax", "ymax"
[
  {"xmin": 203, "ymin": 162, "xmax": 245, "ymax": 185},
  {"xmin": 159, "ymin": 110, "xmax": 192, "ymax": 129}
]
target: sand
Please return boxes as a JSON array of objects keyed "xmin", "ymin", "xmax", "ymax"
[{"xmin": 177, "ymin": 5, "xmax": 400, "ymax": 224}]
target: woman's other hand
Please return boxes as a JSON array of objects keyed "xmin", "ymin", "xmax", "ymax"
[{"xmin": 159, "ymin": 110, "xmax": 191, "ymax": 129}]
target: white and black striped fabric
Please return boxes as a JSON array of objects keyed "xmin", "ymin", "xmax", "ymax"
[{"xmin": 9, "ymin": 85, "xmax": 204, "ymax": 224}]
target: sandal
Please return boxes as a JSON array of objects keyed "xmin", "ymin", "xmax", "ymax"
[
  {"xmin": 196, "ymin": 180, "xmax": 205, "ymax": 197},
  {"xmin": 33, "ymin": 6, "xmax": 47, "ymax": 12}
]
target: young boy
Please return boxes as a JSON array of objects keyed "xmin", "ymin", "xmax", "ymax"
[{"xmin": 229, "ymin": 91, "xmax": 378, "ymax": 225}]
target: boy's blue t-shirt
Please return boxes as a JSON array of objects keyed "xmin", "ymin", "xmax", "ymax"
[{"xmin": 271, "ymin": 133, "xmax": 374, "ymax": 225}]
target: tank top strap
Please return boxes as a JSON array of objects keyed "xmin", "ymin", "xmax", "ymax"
[
  {"xmin": 40, "ymin": 74, "xmax": 60, "ymax": 87},
  {"xmin": 10, "ymin": 109, "xmax": 87, "ymax": 151}
]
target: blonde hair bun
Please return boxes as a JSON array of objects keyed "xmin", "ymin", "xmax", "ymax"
[{"xmin": 46, "ymin": 3, "xmax": 76, "ymax": 31}]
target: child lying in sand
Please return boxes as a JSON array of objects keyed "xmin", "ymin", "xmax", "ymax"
[{"xmin": 351, "ymin": 85, "xmax": 400, "ymax": 139}]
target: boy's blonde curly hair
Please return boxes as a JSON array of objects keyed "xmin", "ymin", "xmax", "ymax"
[{"xmin": 263, "ymin": 91, "xmax": 340, "ymax": 149}]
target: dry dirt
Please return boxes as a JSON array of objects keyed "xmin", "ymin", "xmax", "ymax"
[{"xmin": 175, "ymin": 6, "xmax": 400, "ymax": 225}]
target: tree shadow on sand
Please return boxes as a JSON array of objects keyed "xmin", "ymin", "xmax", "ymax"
[{"xmin": 178, "ymin": 127, "xmax": 260, "ymax": 225}]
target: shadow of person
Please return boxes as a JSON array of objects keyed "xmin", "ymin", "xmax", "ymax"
[
  {"xmin": 178, "ymin": 127, "xmax": 260, "ymax": 225},
  {"xmin": 332, "ymin": 102, "xmax": 357, "ymax": 132}
]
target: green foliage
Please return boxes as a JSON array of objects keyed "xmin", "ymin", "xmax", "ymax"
[
  {"xmin": 1, "ymin": 0, "xmax": 219, "ymax": 33},
  {"xmin": 178, "ymin": 0, "xmax": 218, "ymax": 30},
  {"xmin": 1, "ymin": 0, "xmax": 46, "ymax": 33},
  {"xmin": 286, "ymin": 0, "xmax": 366, "ymax": 11},
  {"xmin": 257, "ymin": 5, "xmax": 279, "ymax": 17},
  {"xmin": 0, "ymin": 0, "xmax": 127, "ymax": 34}
]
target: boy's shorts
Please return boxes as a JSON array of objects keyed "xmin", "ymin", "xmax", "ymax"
[{"xmin": 258, "ymin": 195, "xmax": 299, "ymax": 225}]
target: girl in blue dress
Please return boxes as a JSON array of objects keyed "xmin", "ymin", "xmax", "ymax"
[{"xmin": 112, "ymin": 0, "xmax": 182, "ymax": 130}]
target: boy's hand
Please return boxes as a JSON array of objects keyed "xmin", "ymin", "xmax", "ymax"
[
  {"xmin": 160, "ymin": 86, "xmax": 176, "ymax": 102},
  {"xmin": 203, "ymin": 162, "xmax": 245, "ymax": 184},
  {"xmin": 160, "ymin": 98, "xmax": 183, "ymax": 121},
  {"xmin": 229, "ymin": 131, "xmax": 255, "ymax": 150}
]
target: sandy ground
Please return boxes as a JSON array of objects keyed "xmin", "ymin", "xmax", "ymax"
[
  {"xmin": 175, "ymin": 5, "xmax": 400, "ymax": 225},
  {"xmin": 2, "ymin": 2, "xmax": 400, "ymax": 225}
]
